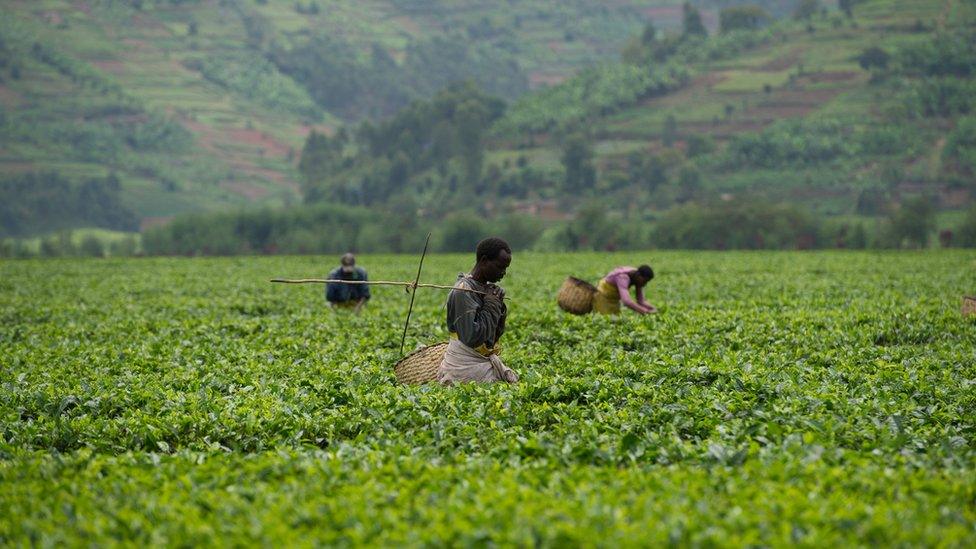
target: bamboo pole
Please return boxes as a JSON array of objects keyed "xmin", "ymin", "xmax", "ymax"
[{"xmin": 269, "ymin": 278, "xmax": 495, "ymax": 296}]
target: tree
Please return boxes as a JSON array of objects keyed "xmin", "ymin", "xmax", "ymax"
[
  {"xmin": 438, "ymin": 211, "xmax": 488, "ymax": 252},
  {"xmin": 641, "ymin": 21, "xmax": 657, "ymax": 45},
  {"xmin": 682, "ymin": 2, "xmax": 707, "ymax": 37},
  {"xmin": 455, "ymin": 99, "xmax": 489, "ymax": 185},
  {"xmin": 857, "ymin": 47, "xmax": 890, "ymax": 71},
  {"xmin": 719, "ymin": 6, "xmax": 771, "ymax": 33},
  {"xmin": 79, "ymin": 235, "xmax": 104, "ymax": 258},
  {"xmin": 676, "ymin": 165, "xmax": 702, "ymax": 202},
  {"xmin": 686, "ymin": 134, "xmax": 715, "ymax": 157},
  {"xmin": 793, "ymin": 0, "xmax": 821, "ymax": 20},
  {"xmin": 943, "ymin": 116, "xmax": 976, "ymax": 176},
  {"xmin": 889, "ymin": 196, "xmax": 935, "ymax": 248},
  {"xmin": 839, "ymin": 0, "xmax": 859, "ymax": 18},
  {"xmin": 562, "ymin": 133, "xmax": 596, "ymax": 192},
  {"xmin": 956, "ymin": 204, "xmax": 976, "ymax": 247},
  {"xmin": 849, "ymin": 223, "xmax": 868, "ymax": 248},
  {"xmin": 662, "ymin": 114, "xmax": 678, "ymax": 147}
]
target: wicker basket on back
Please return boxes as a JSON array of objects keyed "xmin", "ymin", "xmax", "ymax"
[
  {"xmin": 964, "ymin": 296, "xmax": 976, "ymax": 317},
  {"xmin": 557, "ymin": 276, "xmax": 597, "ymax": 315},
  {"xmin": 394, "ymin": 341, "xmax": 448, "ymax": 384}
]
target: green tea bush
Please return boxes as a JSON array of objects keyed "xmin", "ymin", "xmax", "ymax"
[{"xmin": 0, "ymin": 252, "xmax": 974, "ymax": 544}]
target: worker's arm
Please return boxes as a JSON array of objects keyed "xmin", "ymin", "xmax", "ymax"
[
  {"xmin": 635, "ymin": 285, "xmax": 657, "ymax": 313},
  {"xmin": 492, "ymin": 285, "xmax": 507, "ymax": 340},
  {"xmin": 615, "ymin": 276, "xmax": 651, "ymax": 314},
  {"xmin": 450, "ymin": 288, "xmax": 503, "ymax": 349}
]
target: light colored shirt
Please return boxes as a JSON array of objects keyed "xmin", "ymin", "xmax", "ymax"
[{"xmin": 603, "ymin": 266, "xmax": 650, "ymax": 313}]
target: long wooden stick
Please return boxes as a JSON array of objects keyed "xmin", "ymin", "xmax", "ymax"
[
  {"xmin": 399, "ymin": 232, "xmax": 431, "ymax": 355},
  {"xmin": 269, "ymin": 278, "xmax": 490, "ymax": 295}
]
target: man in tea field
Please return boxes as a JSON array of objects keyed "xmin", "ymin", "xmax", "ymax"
[
  {"xmin": 593, "ymin": 265, "xmax": 657, "ymax": 315},
  {"xmin": 437, "ymin": 237, "xmax": 519, "ymax": 384},
  {"xmin": 325, "ymin": 253, "xmax": 370, "ymax": 314}
]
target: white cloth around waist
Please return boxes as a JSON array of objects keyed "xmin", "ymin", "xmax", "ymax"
[{"xmin": 437, "ymin": 339, "xmax": 518, "ymax": 385}]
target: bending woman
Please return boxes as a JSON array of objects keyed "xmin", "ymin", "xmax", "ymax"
[{"xmin": 593, "ymin": 264, "xmax": 657, "ymax": 315}]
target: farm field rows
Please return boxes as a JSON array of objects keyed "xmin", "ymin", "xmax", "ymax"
[{"xmin": 1, "ymin": 252, "xmax": 975, "ymax": 545}]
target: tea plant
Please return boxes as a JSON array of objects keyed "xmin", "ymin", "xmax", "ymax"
[{"xmin": 1, "ymin": 252, "xmax": 974, "ymax": 545}]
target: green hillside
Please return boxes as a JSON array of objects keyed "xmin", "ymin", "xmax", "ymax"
[
  {"xmin": 279, "ymin": 0, "xmax": 976, "ymax": 253},
  {"xmin": 1, "ymin": 0, "xmax": 731, "ymax": 235},
  {"xmin": 3, "ymin": 0, "xmax": 975, "ymax": 252}
]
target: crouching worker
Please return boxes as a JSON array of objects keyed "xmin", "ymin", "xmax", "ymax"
[
  {"xmin": 593, "ymin": 264, "xmax": 657, "ymax": 315},
  {"xmin": 437, "ymin": 237, "xmax": 519, "ymax": 385},
  {"xmin": 326, "ymin": 253, "xmax": 370, "ymax": 314}
]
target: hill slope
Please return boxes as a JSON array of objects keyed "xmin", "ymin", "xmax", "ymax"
[
  {"xmin": 1, "ymin": 0, "xmax": 757, "ymax": 235},
  {"xmin": 279, "ymin": 0, "xmax": 975, "ymax": 252}
]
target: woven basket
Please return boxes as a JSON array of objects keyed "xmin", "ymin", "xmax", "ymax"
[
  {"xmin": 557, "ymin": 276, "xmax": 597, "ymax": 315},
  {"xmin": 963, "ymin": 296, "xmax": 976, "ymax": 317},
  {"xmin": 394, "ymin": 341, "xmax": 448, "ymax": 384}
]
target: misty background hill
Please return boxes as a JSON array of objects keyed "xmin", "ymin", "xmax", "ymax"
[{"xmin": 2, "ymin": 0, "xmax": 975, "ymax": 254}]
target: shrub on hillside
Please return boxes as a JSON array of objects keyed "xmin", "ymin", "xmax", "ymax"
[
  {"xmin": 943, "ymin": 116, "xmax": 976, "ymax": 175},
  {"xmin": 0, "ymin": 173, "xmax": 138, "ymax": 238},
  {"xmin": 719, "ymin": 6, "xmax": 771, "ymax": 33},
  {"xmin": 654, "ymin": 200, "xmax": 822, "ymax": 249},
  {"xmin": 955, "ymin": 204, "xmax": 976, "ymax": 247}
]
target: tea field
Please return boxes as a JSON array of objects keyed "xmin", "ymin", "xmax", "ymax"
[{"xmin": 1, "ymin": 251, "xmax": 975, "ymax": 546}]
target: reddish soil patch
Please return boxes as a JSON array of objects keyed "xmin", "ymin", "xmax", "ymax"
[
  {"xmin": 693, "ymin": 72, "xmax": 727, "ymax": 88},
  {"xmin": 529, "ymin": 72, "xmax": 567, "ymax": 88},
  {"xmin": 40, "ymin": 11, "xmax": 64, "ymax": 25},
  {"xmin": 759, "ymin": 49, "xmax": 801, "ymax": 71},
  {"xmin": 547, "ymin": 40, "xmax": 567, "ymax": 54},
  {"xmin": 180, "ymin": 118, "xmax": 301, "ymax": 197},
  {"xmin": 642, "ymin": 5, "xmax": 682, "ymax": 25},
  {"xmin": 74, "ymin": 2, "xmax": 92, "ymax": 15},
  {"xmin": 805, "ymin": 71, "xmax": 860, "ymax": 84},
  {"xmin": 788, "ymin": 187, "xmax": 852, "ymax": 201},
  {"xmin": 0, "ymin": 160, "xmax": 36, "ymax": 173},
  {"xmin": 227, "ymin": 128, "xmax": 291, "ymax": 158},
  {"xmin": 941, "ymin": 187, "xmax": 971, "ymax": 208},
  {"xmin": 140, "ymin": 216, "xmax": 173, "ymax": 231},
  {"xmin": 92, "ymin": 60, "xmax": 127, "ymax": 74},
  {"xmin": 644, "ymin": 6, "xmax": 682, "ymax": 18},
  {"xmin": 130, "ymin": 12, "xmax": 168, "ymax": 32},
  {"xmin": 512, "ymin": 200, "xmax": 570, "ymax": 221},
  {"xmin": 121, "ymin": 38, "xmax": 148, "ymax": 50},
  {"xmin": 296, "ymin": 124, "xmax": 334, "ymax": 138},
  {"xmin": 0, "ymin": 85, "xmax": 22, "ymax": 107},
  {"xmin": 220, "ymin": 180, "xmax": 270, "ymax": 200},
  {"xmin": 391, "ymin": 15, "xmax": 422, "ymax": 35}
]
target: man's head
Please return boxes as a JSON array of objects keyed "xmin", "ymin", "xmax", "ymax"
[
  {"xmin": 634, "ymin": 264, "xmax": 654, "ymax": 287},
  {"xmin": 474, "ymin": 237, "xmax": 512, "ymax": 283},
  {"xmin": 340, "ymin": 252, "xmax": 356, "ymax": 274}
]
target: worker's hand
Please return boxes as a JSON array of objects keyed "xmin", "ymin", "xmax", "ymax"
[
  {"xmin": 645, "ymin": 304, "xmax": 658, "ymax": 314},
  {"xmin": 487, "ymin": 284, "xmax": 505, "ymax": 300}
]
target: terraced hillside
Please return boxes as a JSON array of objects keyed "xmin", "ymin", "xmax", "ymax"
[
  {"xmin": 485, "ymin": 0, "xmax": 975, "ymax": 224},
  {"xmin": 1, "ymin": 0, "xmax": 733, "ymax": 233}
]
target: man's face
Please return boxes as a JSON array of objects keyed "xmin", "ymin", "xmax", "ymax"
[{"xmin": 482, "ymin": 249, "xmax": 512, "ymax": 283}]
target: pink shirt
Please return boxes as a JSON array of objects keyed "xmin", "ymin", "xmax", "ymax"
[{"xmin": 604, "ymin": 266, "xmax": 649, "ymax": 313}]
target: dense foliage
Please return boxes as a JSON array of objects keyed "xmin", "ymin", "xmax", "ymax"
[
  {"xmin": 1, "ymin": 252, "xmax": 974, "ymax": 544},
  {"xmin": 498, "ymin": 62, "xmax": 689, "ymax": 134},
  {"xmin": 183, "ymin": 53, "xmax": 322, "ymax": 120},
  {"xmin": 725, "ymin": 117, "xmax": 918, "ymax": 168},
  {"xmin": 0, "ymin": 173, "xmax": 138, "ymax": 238},
  {"xmin": 299, "ymin": 83, "xmax": 506, "ymax": 206}
]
